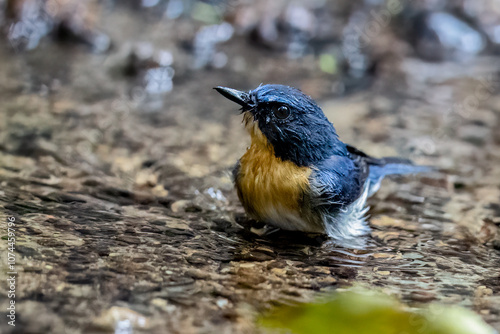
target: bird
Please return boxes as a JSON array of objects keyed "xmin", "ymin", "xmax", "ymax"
[{"xmin": 214, "ymin": 84, "xmax": 430, "ymax": 245}]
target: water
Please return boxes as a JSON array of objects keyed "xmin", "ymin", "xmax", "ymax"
[{"xmin": 0, "ymin": 2, "xmax": 499, "ymax": 333}]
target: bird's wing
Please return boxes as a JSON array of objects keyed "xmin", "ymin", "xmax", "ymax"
[
  {"xmin": 345, "ymin": 143, "xmax": 414, "ymax": 166},
  {"xmin": 308, "ymin": 155, "xmax": 368, "ymax": 210}
]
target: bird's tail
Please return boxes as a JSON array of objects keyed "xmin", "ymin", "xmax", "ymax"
[
  {"xmin": 366, "ymin": 157, "xmax": 432, "ymax": 196},
  {"xmin": 345, "ymin": 144, "xmax": 433, "ymax": 196},
  {"xmin": 369, "ymin": 157, "xmax": 432, "ymax": 178}
]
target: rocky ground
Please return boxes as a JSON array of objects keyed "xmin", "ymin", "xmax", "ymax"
[{"xmin": 0, "ymin": 1, "xmax": 499, "ymax": 333}]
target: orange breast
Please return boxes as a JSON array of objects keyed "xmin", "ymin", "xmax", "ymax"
[{"xmin": 235, "ymin": 119, "xmax": 313, "ymax": 229}]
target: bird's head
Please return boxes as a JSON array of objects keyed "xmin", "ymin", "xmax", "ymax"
[{"xmin": 215, "ymin": 84, "xmax": 346, "ymax": 166}]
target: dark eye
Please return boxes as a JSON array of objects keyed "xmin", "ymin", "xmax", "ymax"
[{"xmin": 274, "ymin": 105, "xmax": 290, "ymax": 119}]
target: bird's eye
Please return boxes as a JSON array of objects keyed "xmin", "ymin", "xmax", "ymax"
[{"xmin": 274, "ymin": 105, "xmax": 290, "ymax": 119}]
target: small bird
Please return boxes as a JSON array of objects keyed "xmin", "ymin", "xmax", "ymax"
[{"xmin": 215, "ymin": 84, "xmax": 430, "ymax": 244}]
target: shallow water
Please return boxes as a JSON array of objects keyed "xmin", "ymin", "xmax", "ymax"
[{"xmin": 0, "ymin": 2, "xmax": 499, "ymax": 333}]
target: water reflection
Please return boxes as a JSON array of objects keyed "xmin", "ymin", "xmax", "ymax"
[
  {"xmin": 415, "ymin": 12, "xmax": 487, "ymax": 61},
  {"xmin": 7, "ymin": 0, "xmax": 52, "ymax": 50},
  {"xmin": 192, "ymin": 22, "xmax": 233, "ymax": 69}
]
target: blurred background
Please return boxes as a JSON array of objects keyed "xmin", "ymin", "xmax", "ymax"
[{"xmin": 0, "ymin": 0, "xmax": 500, "ymax": 333}]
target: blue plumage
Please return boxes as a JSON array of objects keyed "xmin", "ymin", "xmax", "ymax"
[{"xmin": 310, "ymin": 155, "xmax": 366, "ymax": 207}]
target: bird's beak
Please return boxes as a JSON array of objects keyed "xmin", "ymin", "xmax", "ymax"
[{"xmin": 214, "ymin": 86, "xmax": 252, "ymax": 109}]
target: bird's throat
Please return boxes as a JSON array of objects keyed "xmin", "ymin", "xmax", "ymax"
[{"xmin": 242, "ymin": 112, "xmax": 264, "ymax": 143}]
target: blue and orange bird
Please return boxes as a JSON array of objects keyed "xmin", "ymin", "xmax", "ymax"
[{"xmin": 215, "ymin": 84, "xmax": 430, "ymax": 244}]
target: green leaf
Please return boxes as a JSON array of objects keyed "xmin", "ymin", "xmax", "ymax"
[{"xmin": 259, "ymin": 287, "xmax": 495, "ymax": 334}]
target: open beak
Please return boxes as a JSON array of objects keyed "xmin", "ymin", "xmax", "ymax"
[{"xmin": 214, "ymin": 86, "xmax": 252, "ymax": 109}]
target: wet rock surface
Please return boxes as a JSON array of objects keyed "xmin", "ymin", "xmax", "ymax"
[{"xmin": 0, "ymin": 2, "xmax": 500, "ymax": 333}]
